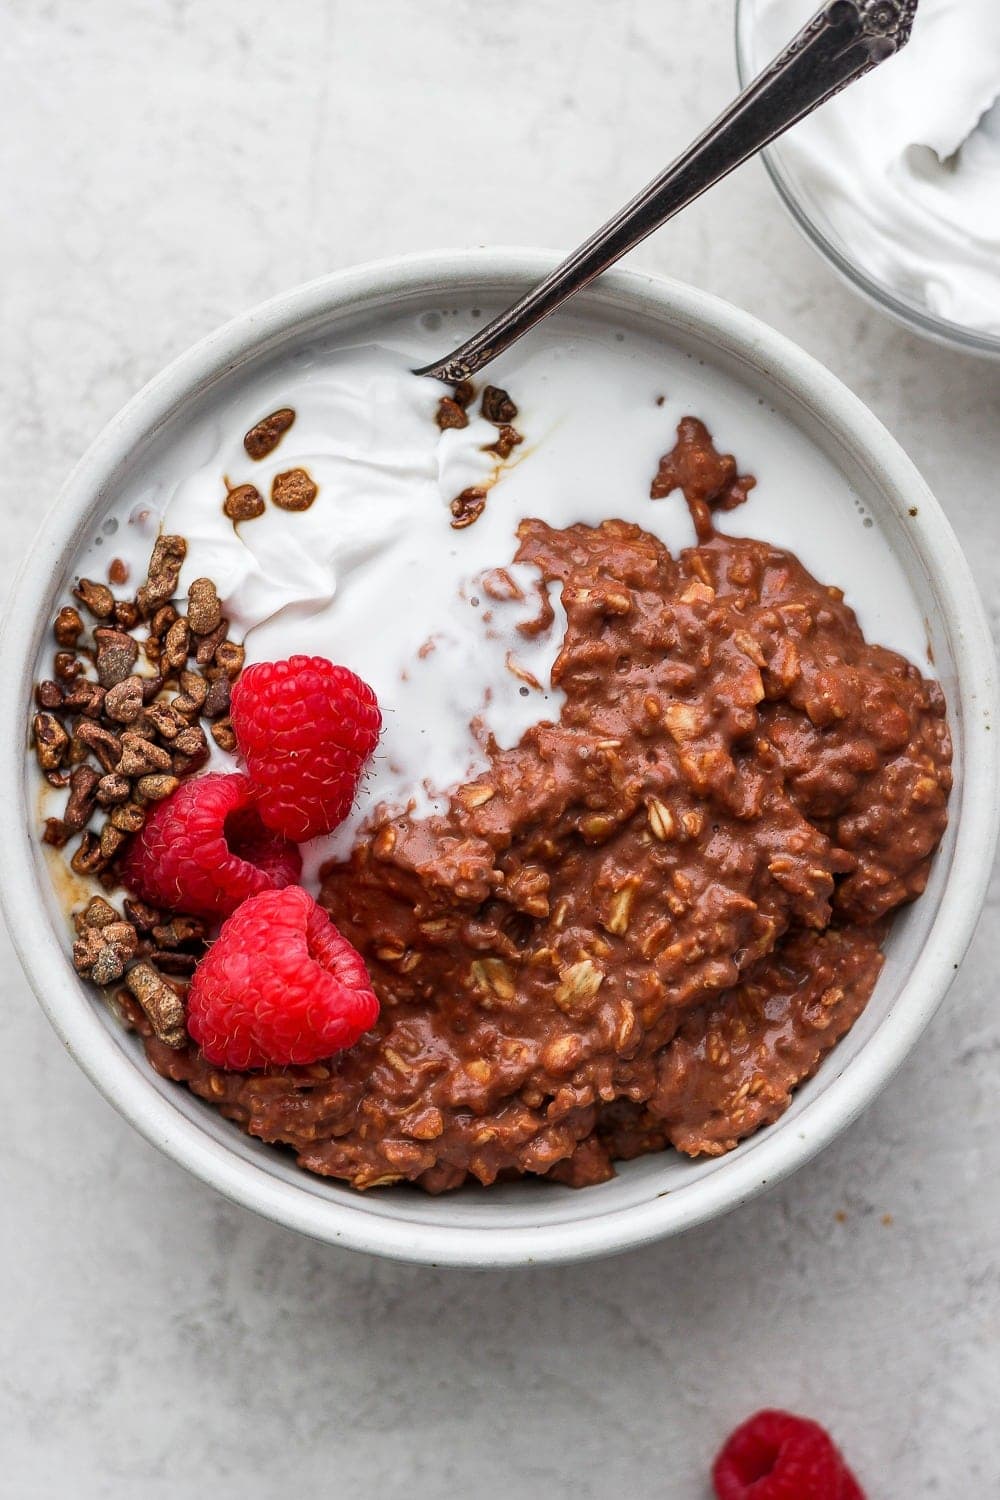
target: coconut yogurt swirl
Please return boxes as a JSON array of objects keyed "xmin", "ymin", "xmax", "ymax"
[{"xmin": 754, "ymin": 0, "xmax": 1000, "ymax": 335}]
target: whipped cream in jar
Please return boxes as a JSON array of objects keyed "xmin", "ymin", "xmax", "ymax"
[{"xmin": 737, "ymin": 0, "xmax": 1000, "ymax": 353}]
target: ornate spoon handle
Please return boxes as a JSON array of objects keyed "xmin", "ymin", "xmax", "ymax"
[{"xmin": 415, "ymin": 0, "xmax": 918, "ymax": 383}]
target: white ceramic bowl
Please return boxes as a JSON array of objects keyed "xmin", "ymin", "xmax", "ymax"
[{"xmin": 2, "ymin": 249, "xmax": 996, "ymax": 1267}]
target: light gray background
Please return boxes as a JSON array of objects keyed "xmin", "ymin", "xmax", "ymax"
[{"xmin": 3, "ymin": 2, "xmax": 998, "ymax": 1495}]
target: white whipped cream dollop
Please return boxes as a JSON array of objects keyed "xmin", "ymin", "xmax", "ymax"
[
  {"xmin": 753, "ymin": 0, "xmax": 1000, "ymax": 334},
  {"xmin": 158, "ymin": 347, "xmax": 568, "ymax": 860}
]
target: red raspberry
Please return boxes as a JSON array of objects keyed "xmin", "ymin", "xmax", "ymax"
[
  {"xmin": 713, "ymin": 1411, "xmax": 866, "ymax": 1500},
  {"xmin": 119, "ymin": 772, "xmax": 301, "ymax": 921},
  {"xmin": 230, "ymin": 655, "xmax": 381, "ymax": 842},
  {"xmin": 186, "ymin": 885, "xmax": 379, "ymax": 1068}
]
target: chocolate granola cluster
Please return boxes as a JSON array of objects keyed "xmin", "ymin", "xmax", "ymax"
[
  {"xmin": 31, "ymin": 534, "xmax": 246, "ymax": 1046},
  {"xmin": 437, "ymin": 383, "xmax": 524, "ymax": 530},
  {"xmin": 223, "ymin": 406, "xmax": 319, "ymax": 522}
]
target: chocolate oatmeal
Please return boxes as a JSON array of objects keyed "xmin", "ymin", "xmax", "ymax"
[{"xmin": 144, "ymin": 419, "xmax": 952, "ymax": 1193}]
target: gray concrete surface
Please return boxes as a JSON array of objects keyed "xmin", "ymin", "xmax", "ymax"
[{"xmin": 2, "ymin": 2, "xmax": 998, "ymax": 1494}]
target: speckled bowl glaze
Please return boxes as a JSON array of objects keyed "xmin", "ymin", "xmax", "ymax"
[{"xmin": 2, "ymin": 250, "xmax": 996, "ymax": 1267}]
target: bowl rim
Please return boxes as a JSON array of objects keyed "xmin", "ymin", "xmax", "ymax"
[
  {"xmin": 732, "ymin": 0, "xmax": 1000, "ymax": 361},
  {"xmin": 2, "ymin": 247, "xmax": 997, "ymax": 1267}
]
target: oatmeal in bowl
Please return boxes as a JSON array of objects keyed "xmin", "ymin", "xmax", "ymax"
[{"xmin": 2, "ymin": 252, "xmax": 995, "ymax": 1264}]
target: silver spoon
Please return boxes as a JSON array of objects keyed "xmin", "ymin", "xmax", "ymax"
[{"xmin": 415, "ymin": 0, "xmax": 917, "ymax": 384}]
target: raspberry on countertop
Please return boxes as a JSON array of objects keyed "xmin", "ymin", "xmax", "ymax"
[{"xmin": 713, "ymin": 1409, "xmax": 866, "ymax": 1500}]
